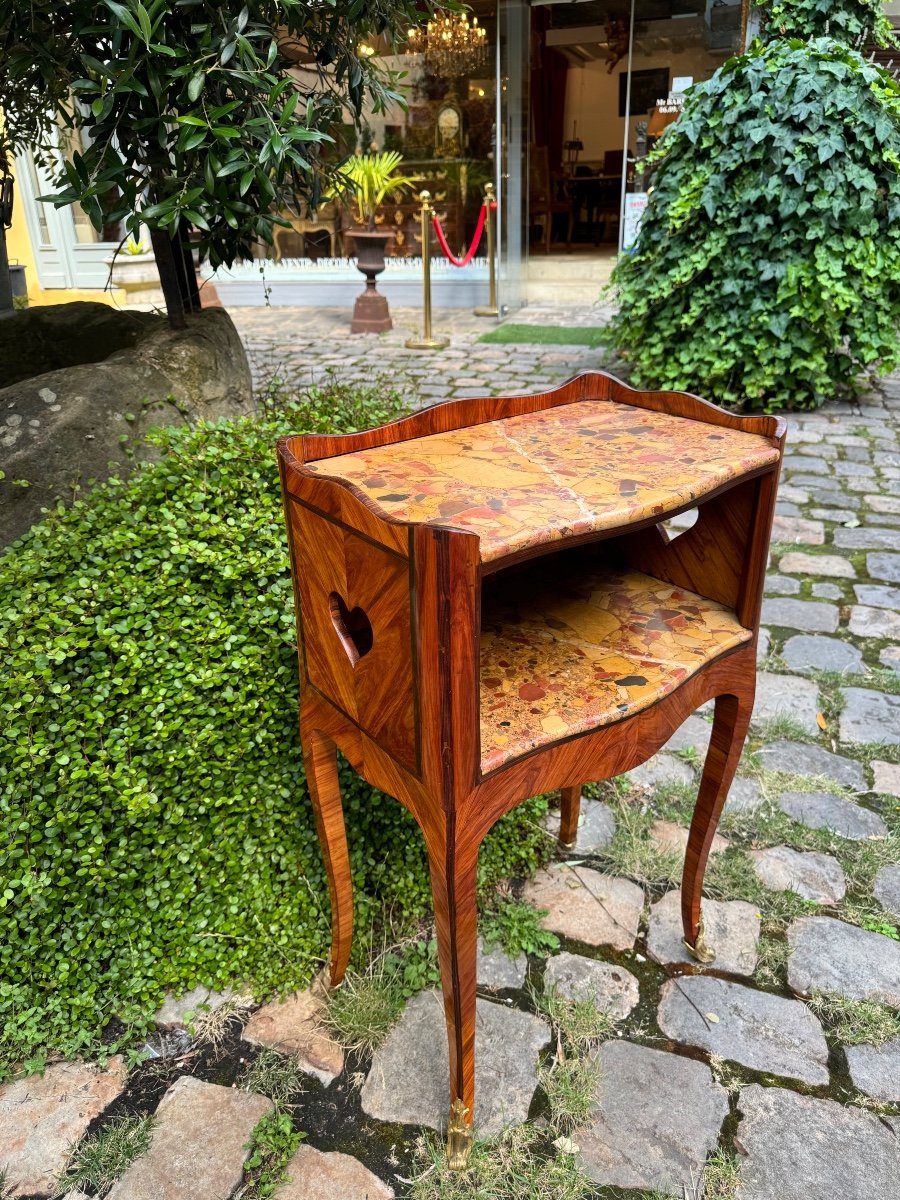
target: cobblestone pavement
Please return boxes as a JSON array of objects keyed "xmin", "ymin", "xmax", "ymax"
[
  {"xmin": 3, "ymin": 308, "xmax": 900, "ymax": 1198},
  {"xmin": 231, "ymin": 303, "xmax": 617, "ymax": 398}
]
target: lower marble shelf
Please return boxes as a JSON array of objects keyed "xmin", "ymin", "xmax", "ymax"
[{"xmin": 479, "ymin": 561, "xmax": 751, "ymax": 774}]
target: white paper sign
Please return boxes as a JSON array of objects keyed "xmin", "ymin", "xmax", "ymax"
[{"xmin": 622, "ymin": 192, "xmax": 649, "ymax": 252}]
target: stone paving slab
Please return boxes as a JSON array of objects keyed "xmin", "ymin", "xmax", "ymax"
[
  {"xmin": 360, "ymin": 990, "xmax": 549, "ymax": 1135},
  {"xmin": 834, "ymin": 526, "xmax": 900, "ymax": 550},
  {"xmin": 646, "ymin": 891, "xmax": 760, "ymax": 975},
  {"xmin": 476, "ymin": 937, "xmax": 527, "ymax": 990},
  {"xmin": 839, "ymin": 687, "xmax": 900, "ymax": 745},
  {"xmin": 543, "ymin": 951, "xmax": 639, "ymax": 1020},
  {"xmin": 523, "ymin": 866, "xmax": 644, "ymax": 951},
  {"xmin": 724, "ymin": 776, "xmax": 764, "ymax": 814},
  {"xmin": 735, "ymin": 1084, "xmax": 900, "ymax": 1200},
  {"xmin": 541, "ymin": 797, "xmax": 616, "ymax": 854},
  {"xmin": 770, "ymin": 515, "xmax": 824, "ymax": 544},
  {"xmin": 781, "ymin": 635, "xmax": 863, "ymax": 673},
  {"xmin": 274, "ymin": 1145, "xmax": 394, "ymax": 1199},
  {"xmin": 848, "ymin": 604, "xmax": 900, "ymax": 638},
  {"xmin": 787, "ymin": 916, "xmax": 900, "ymax": 1005},
  {"xmin": 854, "ymin": 582, "xmax": 900, "ymax": 608},
  {"xmin": 844, "ymin": 1038, "xmax": 900, "ymax": 1104},
  {"xmin": 752, "ymin": 672, "xmax": 820, "ymax": 734},
  {"xmin": 153, "ymin": 985, "xmax": 244, "ymax": 1028},
  {"xmin": 662, "ymin": 713, "xmax": 712, "ymax": 757},
  {"xmin": 873, "ymin": 863, "xmax": 900, "ymax": 916},
  {"xmin": 778, "ymin": 790, "xmax": 887, "ymax": 839},
  {"xmin": 760, "ymin": 597, "xmax": 839, "ymax": 633},
  {"xmin": 0, "ymin": 1057, "xmax": 127, "ymax": 1197},
  {"xmin": 649, "ymin": 819, "xmax": 728, "ymax": 857},
  {"xmin": 757, "ymin": 741, "xmax": 867, "ymax": 791},
  {"xmin": 779, "ymin": 552, "xmax": 856, "ymax": 578},
  {"xmin": 657, "ymin": 976, "xmax": 829, "ymax": 1085},
  {"xmin": 242, "ymin": 987, "xmax": 344, "ymax": 1084},
  {"xmin": 575, "ymin": 1041, "xmax": 728, "ymax": 1196},
  {"xmin": 751, "ymin": 845, "xmax": 846, "ymax": 904},
  {"xmin": 872, "ymin": 760, "xmax": 900, "ymax": 796},
  {"xmin": 627, "ymin": 752, "xmax": 694, "ymax": 790},
  {"xmin": 867, "ymin": 551, "xmax": 900, "ymax": 582},
  {"xmin": 107, "ymin": 1076, "xmax": 272, "ymax": 1200}
]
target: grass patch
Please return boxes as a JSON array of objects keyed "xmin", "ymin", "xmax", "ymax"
[
  {"xmin": 190, "ymin": 996, "xmax": 254, "ymax": 1055},
  {"xmin": 477, "ymin": 323, "xmax": 607, "ymax": 348},
  {"xmin": 535, "ymin": 988, "xmax": 617, "ymax": 1134},
  {"xmin": 805, "ymin": 991, "xmax": 900, "ymax": 1045},
  {"xmin": 699, "ymin": 1148, "xmax": 741, "ymax": 1200},
  {"xmin": 753, "ymin": 932, "xmax": 788, "ymax": 988},
  {"xmin": 57, "ymin": 1114, "xmax": 154, "ymax": 1196},
  {"xmin": 748, "ymin": 713, "xmax": 817, "ymax": 744},
  {"xmin": 590, "ymin": 792, "xmax": 682, "ymax": 889},
  {"xmin": 323, "ymin": 935, "xmax": 441, "ymax": 1057},
  {"xmin": 408, "ymin": 1125, "xmax": 594, "ymax": 1200},
  {"xmin": 239, "ymin": 1047, "xmax": 307, "ymax": 1109},
  {"xmin": 237, "ymin": 1111, "xmax": 304, "ymax": 1199}
]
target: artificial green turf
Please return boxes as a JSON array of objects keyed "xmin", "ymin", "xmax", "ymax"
[{"xmin": 477, "ymin": 323, "xmax": 607, "ymax": 347}]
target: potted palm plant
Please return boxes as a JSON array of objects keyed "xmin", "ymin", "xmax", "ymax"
[{"xmin": 336, "ymin": 152, "xmax": 417, "ymax": 333}]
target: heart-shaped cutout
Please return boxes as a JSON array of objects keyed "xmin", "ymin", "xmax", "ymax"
[{"xmin": 329, "ymin": 592, "xmax": 373, "ymax": 667}]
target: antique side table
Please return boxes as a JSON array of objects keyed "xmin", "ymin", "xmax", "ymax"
[{"xmin": 277, "ymin": 372, "xmax": 785, "ymax": 1167}]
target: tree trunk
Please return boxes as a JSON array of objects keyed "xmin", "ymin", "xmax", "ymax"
[
  {"xmin": 149, "ymin": 222, "xmax": 200, "ymax": 329},
  {"xmin": 0, "ymin": 228, "xmax": 15, "ymax": 318}
]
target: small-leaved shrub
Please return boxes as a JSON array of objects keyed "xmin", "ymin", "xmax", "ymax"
[
  {"xmin": 608, "ymin": 5, "xmax": 900, "ymax": 410},
  {"xmin": 0, "ymin": 377, "xmax": 549, "ymax": 1078}
]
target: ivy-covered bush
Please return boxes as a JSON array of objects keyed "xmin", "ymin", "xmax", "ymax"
[
  {"xmin": 608, "ymin": 4, "xmax": 900, "ymax": 410},
  {"xmin": 0, "ymin": 381, "xmax": 550, "ymax": 1077},
  {"xmin": 761, "ymin": 0, "xmax": 893, "ymax": 43}
]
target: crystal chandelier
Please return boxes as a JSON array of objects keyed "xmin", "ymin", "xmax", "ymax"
[{"xmin": 406, "ymin": 13, "xmax": 489, "ymax": 78}]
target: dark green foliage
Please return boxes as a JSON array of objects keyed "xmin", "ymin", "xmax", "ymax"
[
  {"xmin": 480, "ymin": 897, "xmax": 560, "ymax": 958},
  {"xmin": 0, "ymin": 380, "xmax": 549, "ymax": 1078},
  {"xmin": 0, "ymin": 0, "xmax": 442, "ymax": 270},
  {"xmin": 609, "ymin": 36, "xmax": 900, "ymax": 410},
  {"xmin": 241, "ymin": 1112, "xmax": 305, "ymax": 1199},
  {"xmin": 759, "ymin": 0, "xmax": 894, "ymax": 45}
]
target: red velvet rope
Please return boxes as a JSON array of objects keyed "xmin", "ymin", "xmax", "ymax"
[{"xmin": 431, "ymin": 200, "xmax": 494, "ymax": 267}]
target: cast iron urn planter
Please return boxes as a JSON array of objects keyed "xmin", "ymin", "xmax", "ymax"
[{"xmin": 350, "ymin": 228, "xmax": 393, "ymax": 334}]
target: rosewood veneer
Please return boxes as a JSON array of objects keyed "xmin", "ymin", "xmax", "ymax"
[{"xmin": 277, "ymin": 371, "xmax": 785, "ymax": 1167}]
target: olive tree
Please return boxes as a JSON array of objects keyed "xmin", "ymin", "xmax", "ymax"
[
  {"xmin": 0, "ymin": 0, "xmax": 440, "ymax": 325},
  {"xmin": 607, "ymin": 0, "xmax": 900, "ymax": 410}
]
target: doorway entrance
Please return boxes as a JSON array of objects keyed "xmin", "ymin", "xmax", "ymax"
[{"xmin": 522, "ymin": 0, "xmax": 747, "ymax": 303}]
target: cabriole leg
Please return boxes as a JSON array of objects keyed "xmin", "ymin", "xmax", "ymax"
[
  {"xmin": 302, "ymin": 726, "xmax": 353, "ymax": 987},
  {"xmin": 558, "ymin": 786, "xmax": 581, "ymax": 849},
  {"xmin": 681, "ymin": 690, "xmax": 753, "ymax": 962},
  {"xmin": 427, "ymin": 836, "xmax": 478, "ymax": 1170}
]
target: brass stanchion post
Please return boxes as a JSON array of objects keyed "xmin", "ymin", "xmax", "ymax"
[
  {"xmin": 406, "ymin": 190, "xmax": 449, "ymax": 351},
  {"xmin": 473, "ymin": 182, "xmax": 499, "ymax": 318}
]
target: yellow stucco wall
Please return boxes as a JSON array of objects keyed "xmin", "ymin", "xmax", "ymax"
[{"xmin": 7, "ymin": 158, "xmax": 126, "ymax": 308}]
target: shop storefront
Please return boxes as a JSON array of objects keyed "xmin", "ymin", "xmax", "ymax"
[
  {"xmin": 15, "ymin": 1, "xmax": 751, "ymax": 310},
  {"xmin": 209, "ymin": 0, "xmax": 750, "ymax": 308}
]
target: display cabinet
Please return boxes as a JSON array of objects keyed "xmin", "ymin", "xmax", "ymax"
[{"xmin": 277, "ymin": 371, "xmax": 785, "ymax": 1167}]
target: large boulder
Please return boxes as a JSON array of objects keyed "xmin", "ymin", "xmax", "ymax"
[
  {"xmin": 0, "ymin": 301, "xmax": 158, "ymax": 389},
  {"xmin": 0, "ymin": 306, "xmax": 253, "ymax": 547}
]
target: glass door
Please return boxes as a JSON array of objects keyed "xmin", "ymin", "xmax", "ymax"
[
  {"xmin": 496, "ymin": 0, "xmax": 529, "ymax": 312},
  {"xmin": 620, "ymin": 0, "xmax": 746, "ymax": 250},
  {"xmin": 15, "ymin": 129, "xmax": 125, "ymax": 291}
]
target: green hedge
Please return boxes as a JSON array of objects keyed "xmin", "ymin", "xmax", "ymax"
[
  {"xmin": 0, "ymin": 382, "xmax": 549, "ymax": 1077},
  {"xmin": 608, "ymin": 31, "xmax": 900, "ymax": 410}
]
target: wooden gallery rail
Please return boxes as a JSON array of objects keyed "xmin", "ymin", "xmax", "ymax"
[{"xmin": 277, "ymin": 371, "xmax": 786, "ymax": 1168}]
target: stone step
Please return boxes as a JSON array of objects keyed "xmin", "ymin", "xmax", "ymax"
[
  {"xmin": 523, "ymin": 279, "xmax": 608, "ymax": 305},
  {"xmin": 0, "ymin": 1058, "xmax": 127, "ymax": 1197},
  {"xmin": 106, "ymin": 1076, "xmax": 272, "ymax": 1200}
]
